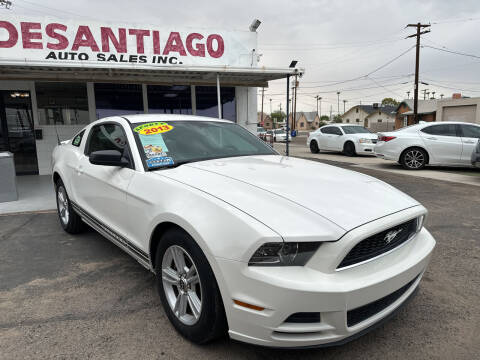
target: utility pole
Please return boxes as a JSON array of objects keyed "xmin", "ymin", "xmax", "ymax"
[
  {"xmin": 318, "ymin": 97, "xmax": 322, "ymax": 120},
  {"xmin": 343, "ymin": 99, "xmax": 347, "ymax": 114},
  {"xmin": 422, "ymin": 89, "xmax": 428, "ymax": 100},
  {"xmin": 315, "ymin": 95, "xmax": 320, "ymax": 117},
  {"xmin": 337, "ymin": 91, "xmax": 341, "ymax": 117},
  {"xmin": 260, "ymin": 87, "xmax": 265, "ymax": 127},
  {"xmin": 269, "ymin": 98, "xmax": 272, "ymax": 115},
  {"xmin": 406, "ymin": 22, "xmax": 431, "ymax": 124},
  {"xmin": 329, "ymin": 105, "xmax": 333, "ymax": 122},
  {"xmin": 407, "ymin": 91, "xmax": 410, "ymax": 99}
]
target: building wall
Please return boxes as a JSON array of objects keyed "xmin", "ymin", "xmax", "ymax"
[
  {"xmin": 436, "ymin": 97, "xmax": 480, "ymax": 124},
  {"xmin": 341, "ymin": 107, "xmax": 370, "ymax": 126},
  {"xmin": 1, "ymin": 80, "xmax": 255, "ymax": 175},
  {"xmin": 366, "ymin": 112, "xmax": 396, "ymax": 132}
]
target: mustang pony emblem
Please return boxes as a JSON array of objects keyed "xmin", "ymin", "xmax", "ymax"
[{"xmin": 384, "ymin": 229, "xmax": 403, "ymax": 244}]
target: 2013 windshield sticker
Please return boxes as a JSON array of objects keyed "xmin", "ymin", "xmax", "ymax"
[
  {"xmin": 146, "ymin": 156, "xmax": 174, "ymax": 168},
  {"xmin": 134, "ymin": 122, "xmax": 173, "ymax": 135}
]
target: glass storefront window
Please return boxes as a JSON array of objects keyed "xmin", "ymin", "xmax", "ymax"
[
  {"xmin": 94, "ymin": 83, "xmax": 143, "ymax": 119},
  {"xmin": 147, "ymin": 85, "xmax": 192, "ymax": 114},
  {"xmin": 195, "ymin": 86, "xmax": 236, "ymax": 122},
  {"xmin": 35, "ymin": 82, "xmax": 89, "ymax": 125}
]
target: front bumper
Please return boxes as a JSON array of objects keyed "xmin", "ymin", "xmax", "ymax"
[
  {"xmin": 356, "ymin": 143, "xmax": 376, "ymax": 155},
  {"xmin": 216, "ymin": 209, "xmax": 435, "ymax": 348}
]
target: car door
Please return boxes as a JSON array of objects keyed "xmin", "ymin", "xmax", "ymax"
[
  {"xmin": 458, "ymin": 124, "xmax": 480, "ymax": 164},
  {"xmin": 71, "ymin": 121, "xmax": 136, "ymax": 235},
  {"xmin": 318, "ymin": 126, "xmax": 334, "ymax": 149},
  {"xmin": 419, "ymin": 124, "xmax": 463, "ymax": 164},
  {"xmin": 328, "ymin": 126, "xmax": 344, "ymax": 151}
]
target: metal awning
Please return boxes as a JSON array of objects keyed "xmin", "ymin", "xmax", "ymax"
[{"xmin": 0, "ymin": 64, "xmax": 303, "ymax": 87}]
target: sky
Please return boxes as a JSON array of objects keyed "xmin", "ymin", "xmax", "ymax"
[{"xmin": 4, "ymin": 0, "xmax": 480, "ymax": 116}]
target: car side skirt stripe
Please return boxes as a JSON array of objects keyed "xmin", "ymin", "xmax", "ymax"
[{"xmin": 70, "ymin": 201, "xmax": 151, "ymax": 270}]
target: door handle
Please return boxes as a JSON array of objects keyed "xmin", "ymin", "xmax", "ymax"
[
  {"xmin": 464, "ymin": 140, "xmax": 476, "ymax": 144},
  {"xmin": 426, "ymin": 137, "xmax": 437, "ymax": 140}
]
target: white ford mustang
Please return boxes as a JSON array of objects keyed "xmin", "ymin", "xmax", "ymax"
[{"xmin": 52, "ymin": 114, "xmax": 435, "ymax": 348}]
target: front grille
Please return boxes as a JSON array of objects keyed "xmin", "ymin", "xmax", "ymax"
[
  {"xmin": 347, "ymin": 275, "xmax": 419, "ymax": 327},
  {"xmin": 338, "ymin": 218, "xmax": 417, "ymax": 269}
]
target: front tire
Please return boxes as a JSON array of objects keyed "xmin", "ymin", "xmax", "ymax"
[
  {"xmin": 400, "ymin": 147, "xmax": 427, "ymax": 170},
  {"xmin": 155, "ymin": 228, "xmax": 227, "ymax": 344},
  {"xmin": 310, "ymin": 140, "xmax": 320, "ymax": 153},
  {"xmin": 343, "ymin": 141, "xmax": 356, "ymax": 157},
  {"xmin": 55, "ymin": 179, "xmax": 84, "ymax": 234}
]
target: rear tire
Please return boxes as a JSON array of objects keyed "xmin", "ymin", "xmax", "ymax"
[
  {"xmin": 55, "ymin": 179, "xmax": 84, "ymax": 234},
  {"xmin": 343, "ymin": 141, "xmax": 356, "ymax": 157},
  {"xmin": 310, "ymin": 140, "xmax": 320, "ymax": 153},
  {"xmin": 400, "ymin": 147, "xmax": 427, "ymax": 170},
  {"xmin": 155, "ymin": 228, "xmax": 227, "ymax": 344}
]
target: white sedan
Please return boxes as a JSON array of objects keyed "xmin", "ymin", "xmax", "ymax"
[
  {"xmin": 375, "ymin": 121, "xmax": 480, "ymax": 170},
  {"xmin": 52, "ymin": 114, "xmax": 435, "ymax": 348},
  {"xmin": 307, "ymin": 124, "xmax": 378, "ymax": 156}
]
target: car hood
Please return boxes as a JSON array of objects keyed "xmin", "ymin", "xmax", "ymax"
[{"xmin": 158, "ymin": 155, "xmax": 419, "ymax": 241}]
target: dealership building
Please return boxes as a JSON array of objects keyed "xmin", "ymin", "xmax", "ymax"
[{"xmin": 0, "ymin": 15, "xmax": 299, "ymax": 175}]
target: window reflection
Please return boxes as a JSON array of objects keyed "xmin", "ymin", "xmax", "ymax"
[
  {"xmin": 147, "ymin": 85, "xmax": 192, "ymax": 114},
  {"xmin": 196, "ymin": 86, "xmax": 236, "ymax": 122},
  {"xmin": 36, "ymin": 82, "xmax": 89, "ymax": 125},
  {"xmin": 94, "ymin": 83, "xmax": 143, "ymax": 119}
]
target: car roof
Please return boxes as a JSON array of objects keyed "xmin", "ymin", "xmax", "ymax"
[{"xmin": 120, "ymin": 114, "xmax": 232, "ymax": 124}]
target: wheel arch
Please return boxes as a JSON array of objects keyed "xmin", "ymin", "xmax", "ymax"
[
  {"xmin": 400, "ymin": 146, "xmax": 430, "ymax": 165},
  {"xmin": 53, "ymin": 171, "xmax": 61, "ymax": 185}
]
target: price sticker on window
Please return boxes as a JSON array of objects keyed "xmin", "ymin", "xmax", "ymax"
[{"xmin": 133, "ymin": 122, "xmax": 174, "ymax": 135}]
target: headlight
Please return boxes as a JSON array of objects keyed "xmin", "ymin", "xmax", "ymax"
[
  {"xmin": 248, "ymin": 242, "xmax": 321, "ymax": 266},
  {"xmin": 416, "ymin": 214, "xmax": 426, "ymax": 232},
  {"xmin": 359, "ymin": 138, "xmax": 373, "ymax": 144}
]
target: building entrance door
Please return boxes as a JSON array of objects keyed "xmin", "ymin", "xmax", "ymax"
[{"xmin": 0, "ymin": 90, "xmax": 39, "ymax": 175}]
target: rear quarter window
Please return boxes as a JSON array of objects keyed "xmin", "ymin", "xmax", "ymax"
[{"xmin": 72, "ymin": 130, "xmax": 85, "ymax": 147}]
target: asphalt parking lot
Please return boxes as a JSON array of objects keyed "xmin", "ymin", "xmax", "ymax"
[{"xmin": 1, "ymin": 160, "xmax": 479, "ymax": 359}]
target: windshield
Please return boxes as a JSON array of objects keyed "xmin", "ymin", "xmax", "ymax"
[
  {"xmin": 341, "ymin": 126, "xmax": 371, "ymax": 134},
  {"xmin": 130, "ymin": 120, "xmax": 277, "ymax": 170},
  {"xmin": 274, "ymin": 129, "xmax": 285, "ymax": 134},
  {"xmin": 257, "ymin": 127, "xmax": 265, "ymax": 132}
]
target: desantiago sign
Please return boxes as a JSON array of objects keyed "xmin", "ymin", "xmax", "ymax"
[{"xmin": 0, "ymin": 15, "xmax": 256, "ymax": 69}]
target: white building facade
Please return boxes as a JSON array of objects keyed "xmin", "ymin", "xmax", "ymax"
[{"xmin": 0, "ymin": 15, "xmax": 297, "ymax": 175}]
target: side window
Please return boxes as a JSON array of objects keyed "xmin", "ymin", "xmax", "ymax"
[
  {"xmin": 72, "ymin": 130, "xmax": 85, "ymax": 147},
  {"xmin": 460, "ymin": 125, "xmax": 480, "ymax": 138},
  {"xmin": 321, "ymin": 127, "xmax": 332, "ymax": 134},
  {"xmin": 332, "ymin": 127, "xmax": 343, "ymax": 135},
  {"xmin": 86, "ymin": 123, "xmax": 128, "ymax": 155},
  {"xmin": 421, "ymin": 124, "xmax": 457, "ymax": 137}
]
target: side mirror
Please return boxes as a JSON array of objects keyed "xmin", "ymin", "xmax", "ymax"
[{"xmin": 89, "ymin": 150, "xmax": 129, "ymax": 167}]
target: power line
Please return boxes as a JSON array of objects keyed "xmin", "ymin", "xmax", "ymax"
[
  {"xmin": 423, "ymin": 45, "xmax": 480, "ymax": 60},
  {"xmin": 431, "ymin": 16, "xmax": 480, "ymax": 25}
]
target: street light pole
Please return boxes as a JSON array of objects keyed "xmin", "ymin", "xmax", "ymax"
[{"xmin": 343, "ymin": 99, "xmax": 347, "ymax": 114}]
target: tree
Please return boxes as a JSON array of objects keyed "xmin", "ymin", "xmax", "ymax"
[
  {"xmin": 270, "ymin": 110, "xmax": 286, "ymax": 124},
  {"xmin": 332, "ymin": 114, "xmax": 343, "ymax": 123},
  {"xmin": 381, "ymin": 97, "xmax": 399, "ymax": 106},
  {"xmin": 320, "ymin": 115, "xmax": 329, "ymax": 122}
]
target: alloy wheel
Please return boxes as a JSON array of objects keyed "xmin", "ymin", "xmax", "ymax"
[
  {"xmin": 57, "ymin": 186, "xmax": 69, "ymax": 225},
  {"xmin": 161, "ymin": 245, "xmax": 202, "ymax": 326},
  {"xmin": 404, "ymin": 150, "xmax": 425, "ymax": 169}
]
